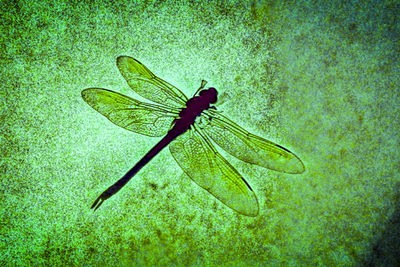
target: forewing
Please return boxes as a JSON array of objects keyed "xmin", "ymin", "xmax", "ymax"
[
  {"xmin": 82, "ymin": 88, "xmax": 178, "ymax": 137},
  {"xmin": 203, "ymin": 110, "xmax": 305, "ymax": 174},
  {"xmin": 117, "ymin": 56, "xmax": 188, "ymax": 108},
  {"xmin": 169, "ymin": 128, "xmax": 259, "ymax": 216}
]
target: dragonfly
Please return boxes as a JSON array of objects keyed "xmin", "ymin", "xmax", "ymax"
[{"xmin": 82, "ymin": 56, "xmax": 305, "ymax": 217}]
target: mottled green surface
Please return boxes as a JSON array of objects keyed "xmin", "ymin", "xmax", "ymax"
[{"xmin": 1, "ymin": 0, "xmax": 399, "ymax": 265}]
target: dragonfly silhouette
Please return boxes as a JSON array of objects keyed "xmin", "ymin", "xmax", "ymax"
[{"xmin": 82, "ymin": 56, "xmax": 305, "ymax": 216}]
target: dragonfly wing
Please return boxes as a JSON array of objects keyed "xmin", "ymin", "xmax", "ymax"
[
  {"xmin": 82, "ymin": 88, "xmax": 178, "ymax": 137},
  {"xmin": 117, "ymin": 56, "xmax": 188, "ymax": 108},
  {"xmin": 169, "ymin": 128, "xmax": 259, "ymax": 216},
  {"xmin": 203, "ymin": 110, "xmax": 305, "ymax": 174}
]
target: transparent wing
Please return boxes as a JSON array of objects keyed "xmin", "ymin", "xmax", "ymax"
[
  {"xmin": 169, "ymin": 127, "xmax": 259, "ymax": 217},
  {"xmin": 117, "ymin": 56, "xmax": 188, "ymax": 108},
  {"xmin": 202, "ymin": 110, "xmax": 305, "ymax": 174},
  {"xmin": 82, "ymin": 88, "xmax": 179, "ymax": 137}
]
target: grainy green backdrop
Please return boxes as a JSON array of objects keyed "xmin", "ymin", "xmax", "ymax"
[{"xmin": 1, "ymin": 0, "xmax": 399, "ymax": 265}]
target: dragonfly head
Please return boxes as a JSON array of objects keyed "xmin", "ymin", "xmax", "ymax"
[{"xmin": 199, "ymin": 87, "xmax": 218, "ymax": 104}]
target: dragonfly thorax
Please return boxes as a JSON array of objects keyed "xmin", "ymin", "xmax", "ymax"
[{"xmin": 175, "ymin": 87, "xmax": 217, "ymax": 131}]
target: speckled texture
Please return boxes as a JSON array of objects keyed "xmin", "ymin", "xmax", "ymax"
[{"xmin": 1, "ymin": 0, "xmax": 399, "ymax": 265}]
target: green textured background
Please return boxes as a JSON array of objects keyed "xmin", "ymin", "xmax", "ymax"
[{"xmin": 1, "ymin": 0, "xmax": 399, "ymax": 265}]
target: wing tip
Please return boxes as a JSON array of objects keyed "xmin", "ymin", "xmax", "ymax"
[
  {"xmin": 116, "ymin": 55, "xmax": 127, "ymax": 67},
  {"xmin": 239, "ymin": 204, "xmax": 259, "ymax": 217},
  {"xmin": 117, "ymin": 55, "xmax": 140, "ymax": 66},
  {"xmin": 81, "ymin": 88, "xmax": 92, "ymax": 102},
  {"xmin": 117, "ymin": 55, "xmax": 128, "ymax": 62},
  {"xmin": 231, "ymin": 192, "xmax": 259, "ymax": 217},
  {"xmin": 287, "ymin": 157, "xmax": 306, "ymax": 174},
  {"xmin": 243, "ymin": 207, "xmax": 259, "ymax": 217}
]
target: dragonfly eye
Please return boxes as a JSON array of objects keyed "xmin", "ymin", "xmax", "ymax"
[
  {"xmin": 208, "ymin": 87, "xmax": 218, "ymax": 103},
  {"xmin": 200, "ymin": 87, "xmax": 218, "ymax": 103}
]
